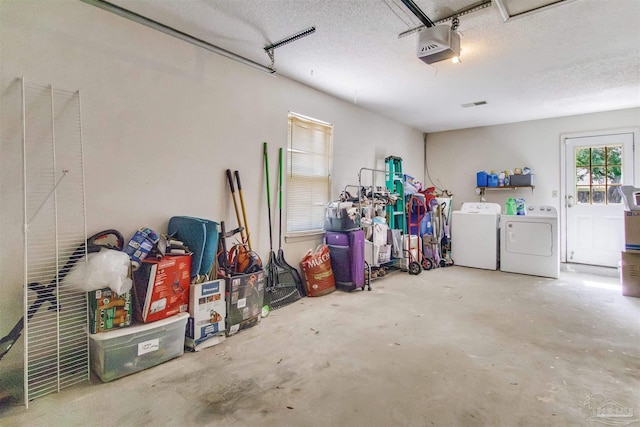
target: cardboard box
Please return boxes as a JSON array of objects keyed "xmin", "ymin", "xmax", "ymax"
[
  {"xmin": 225, "ymin": 271, "xmax": 264, "ymax": 336},
  {"xmin": 399, "ymin": 234, "xmax": 420, "ymax": 270},
  {"xmin": 89, "ymin": 312, "xmax": 188, "ymax": 382},
  {"xmin": 132, "ymin": 255, "xmax": 191, "ymax": 323},
  {"xmin": 620, "ymin": 251, "xmax": 640, "ymax": 297},
  {"xmin": 185, "ymin": 279, "xmax": 226, "ymax": 351},
  {"xmin": 88, "ymin": 288, "xmax": 133, "ymax": 333},
  {"xmin": 624, "ymin": 210, "xmax": 640, "ymax": 251}
]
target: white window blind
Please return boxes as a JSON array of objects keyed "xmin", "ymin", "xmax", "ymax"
[{"xmin": 287, "ymin": 112, "xmax": 333, "ymax": 236}]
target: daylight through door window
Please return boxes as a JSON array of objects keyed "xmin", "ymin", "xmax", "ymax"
[{"xmin": 575, "ymin": 145, "xmax": 622, "ymax": 204}]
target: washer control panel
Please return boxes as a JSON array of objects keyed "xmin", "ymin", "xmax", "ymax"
[{"xmin": 460, "ymin": 202, "xmax": 502, "ymax": 214}]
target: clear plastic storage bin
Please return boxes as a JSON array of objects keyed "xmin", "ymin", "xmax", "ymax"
[{"xmin": 89, "ymin": 312, "xmax": 188, "ymax": 382}]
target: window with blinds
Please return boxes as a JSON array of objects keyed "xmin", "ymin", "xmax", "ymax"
[{"xmin": 287, "ymin": 112, "xmax": 333, "ymax": 236}]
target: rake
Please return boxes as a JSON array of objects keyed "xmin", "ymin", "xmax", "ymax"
[{"xmin": 263, "ymin": 142, "xmax": 301, "ymax": 311}]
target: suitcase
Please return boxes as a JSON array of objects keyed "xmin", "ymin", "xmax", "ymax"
[{"xmin": 326, "ymin": 230, "xmax": 365, "ymax": 291}]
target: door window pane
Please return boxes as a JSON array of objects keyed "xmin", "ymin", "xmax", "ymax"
[
  {"xmin": 607, "ymin": 146, "xmax": 622, "ymax": 165},
  {"xmin": 591, "ymin": 167, "xmax": 606, "ymax": 185},
  {"xmin": 574, "ymin": 145, "xmax": 623, "ymax": 205},
  {"xmin": 577, "ymin": 187, "xmax": 590, "ymax": 204},
  {"xmin": 608, "ymin": 186, "xmax": 622, "ymax": 203},
  {"xmin": 576, "ymin": 167, "xmax": 590, "ymax": 185},
  {"xmin": 607, "ymin": 166, "xmax": 622, "ymax": 184},
  {"xmin": 575, "ymin": 148, "xmax": 590, "ymax": 166},
  {"xmin": 592, "ymin": 187, "xmax": 606, "ymax": 204},
  {"xmin": 591, "ymin": 147, "xmax": 605, "ymax": 166}
]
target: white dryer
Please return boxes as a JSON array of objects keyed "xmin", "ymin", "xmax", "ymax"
[
  {"xmin": 451, "ymin": 202, "xmax": 501, "ymax": 270},
  {"xmin": 500, "ymin": 205, "xmax": 559, "ymax": 279}
]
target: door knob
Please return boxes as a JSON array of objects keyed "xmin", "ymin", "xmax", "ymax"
[{"xmin": 567, "ymin": 195, "xmax": 575, "ymax": 208}]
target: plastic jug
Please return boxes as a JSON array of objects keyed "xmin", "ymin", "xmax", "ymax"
[
  {"xmin": 505, "ymin": 198, "xmax": 517, "ymax": 215},
  {"xmin": 476, "ymin": 171, "xmax": 488, "ymax": 187}
]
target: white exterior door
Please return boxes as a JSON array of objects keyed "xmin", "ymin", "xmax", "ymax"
[{"xmin": 564, "ymin": 133, "xmax": 634, "ymax": 267}]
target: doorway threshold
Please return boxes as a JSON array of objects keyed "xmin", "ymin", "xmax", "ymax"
[{"xmin": 562, "ymin": 263, "xmax": 619, "ymax": 278}]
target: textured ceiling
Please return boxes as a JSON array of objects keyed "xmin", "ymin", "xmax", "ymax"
[{"xmin": 106, "ymin": 0, "xmax": 640, "ymax": 133}]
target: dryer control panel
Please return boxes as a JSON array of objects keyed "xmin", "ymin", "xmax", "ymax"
[{"xmin": 526, "ymin": 205, "xmax": 557, "ymax": 217}]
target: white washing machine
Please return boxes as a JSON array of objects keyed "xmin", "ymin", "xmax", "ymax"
[
  {"xmin": 451, "ymin": 202, "xmax": 501, "ymax": 270},
  {"xmin": 500, "ymin": 205, "xmax": 559, "ymax": 279}
]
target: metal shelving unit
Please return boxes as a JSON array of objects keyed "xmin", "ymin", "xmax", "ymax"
[{"xmin": 356, "ymin": 165, "xmax": 416, "ymax": 281}]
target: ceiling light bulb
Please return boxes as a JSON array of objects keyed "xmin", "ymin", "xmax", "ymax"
[{"xmin": 452, "ymin": 56, "xmax": 461, "ymax": 64}]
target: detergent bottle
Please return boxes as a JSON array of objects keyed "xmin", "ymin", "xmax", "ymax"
[
  {"xmin": 505, "ymin": 198, "xmax": 517, "ymax": 215},
  {"xmin": 516, "ymin": 198, "xmax": 526, "ymax": 215}
]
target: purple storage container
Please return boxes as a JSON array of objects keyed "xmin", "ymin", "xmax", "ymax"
[{"xmin": 326, "ymin": 230, "xmax": 365, "ymax": 291}]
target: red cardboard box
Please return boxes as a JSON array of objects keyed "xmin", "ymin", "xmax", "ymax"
[{"xmin": 132, "ymin": 255, "xmax": 191, "ymax": 322}]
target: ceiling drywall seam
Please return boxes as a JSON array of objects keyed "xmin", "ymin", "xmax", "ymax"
[{"xmin": 80, "ymin": 0, "xmax": 275, "ymax": 75}]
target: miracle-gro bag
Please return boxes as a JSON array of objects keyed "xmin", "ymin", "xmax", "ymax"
[{"xmin": 300, "ymin": 245, "xmax": 336, "ymax": 297}]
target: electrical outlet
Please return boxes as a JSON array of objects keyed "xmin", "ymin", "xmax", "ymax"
[{"xmin": 552, "ymin": 190, "xmax": 558, "ymax": 198}]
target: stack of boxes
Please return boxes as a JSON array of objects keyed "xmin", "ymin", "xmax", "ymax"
[
  {"xmin": 88, "ymin": 223, "xmax": 266, "ymax": 382},
  {"xmin": 89, "ymin": 254, "xmax": 192, "ymax": 382},
  {"xmin": 621, "ymin": 211, "xmax": 640, "ymax": 297}
]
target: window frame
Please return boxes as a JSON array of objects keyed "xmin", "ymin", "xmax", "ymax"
[
  {"xmin": 285, "ymin": 112, "xmax": 333, "ymax": 240},
  {"xmin": 574, "ymin": 144, "xmax": 623, "ymax": 205}
]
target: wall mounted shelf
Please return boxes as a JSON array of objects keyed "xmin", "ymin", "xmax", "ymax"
[{"xmin": 476, "ymin": 186, "xmax": 535, "ymax": 198}]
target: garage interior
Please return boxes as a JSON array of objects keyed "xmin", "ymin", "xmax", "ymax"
[{"xmin": 1, "ymin": 0, "xmax": 639, "ymax": 425}]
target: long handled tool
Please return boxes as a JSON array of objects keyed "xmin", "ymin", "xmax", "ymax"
[
  {"xmin": 226, "ymin": 169, "xmax": 247, "ymax": 246},
  {"xmin": 263, "ymin": 143, "xmax": 278, "ymax": 308},
  {"xmin": 217, "ymin": 221, "xmax": 230, "ymax": 278},
  {"xmin": 263, "ymin": 142, "xmax": 301, "ymax": 311},
  {"xmin": 234, "ymin": 170, "xmax": 252, "ymax": 251},
  {"xmin": 275, "ymin": 147, "xmax": 305, "ymax": 296}
]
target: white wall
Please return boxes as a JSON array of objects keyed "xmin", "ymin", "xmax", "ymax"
[
  {"xmin": 425, "ymin": 108, "xmax": 640, "ymax": 210},
  {"xmin": 0, "ymin": 0, "xmax": 423, "ymax": 375},
  {"xmin": 425, "ymin": 108, "xmax": 640, "ymax": 266}
]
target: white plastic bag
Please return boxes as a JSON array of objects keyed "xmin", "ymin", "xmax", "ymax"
[
  {"xmin": 64, "ymin": 248, "xmax": 132, "ymax": 294},
  {"xmin": 373, "ymin": 223, "xmax": 389, "ymax": 246}
]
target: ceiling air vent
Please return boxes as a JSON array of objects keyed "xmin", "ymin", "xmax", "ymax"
[{"xmin": 416, "ymin": 24, "xmax": 460, "ymax": 64}]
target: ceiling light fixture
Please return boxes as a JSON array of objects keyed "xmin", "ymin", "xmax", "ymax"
[{"xmin": 264, "ymin": 27, "xmax": 316, "ymax": 72}]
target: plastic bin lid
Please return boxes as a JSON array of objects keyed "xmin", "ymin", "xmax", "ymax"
[{"xmin": 89, "ymin": 312, "xmax": 189, "ymax": 341}]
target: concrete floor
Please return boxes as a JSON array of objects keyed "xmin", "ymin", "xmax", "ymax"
[{"xmin": 1, "ymin": 266, "xmax": 639, "ymax": 426}]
